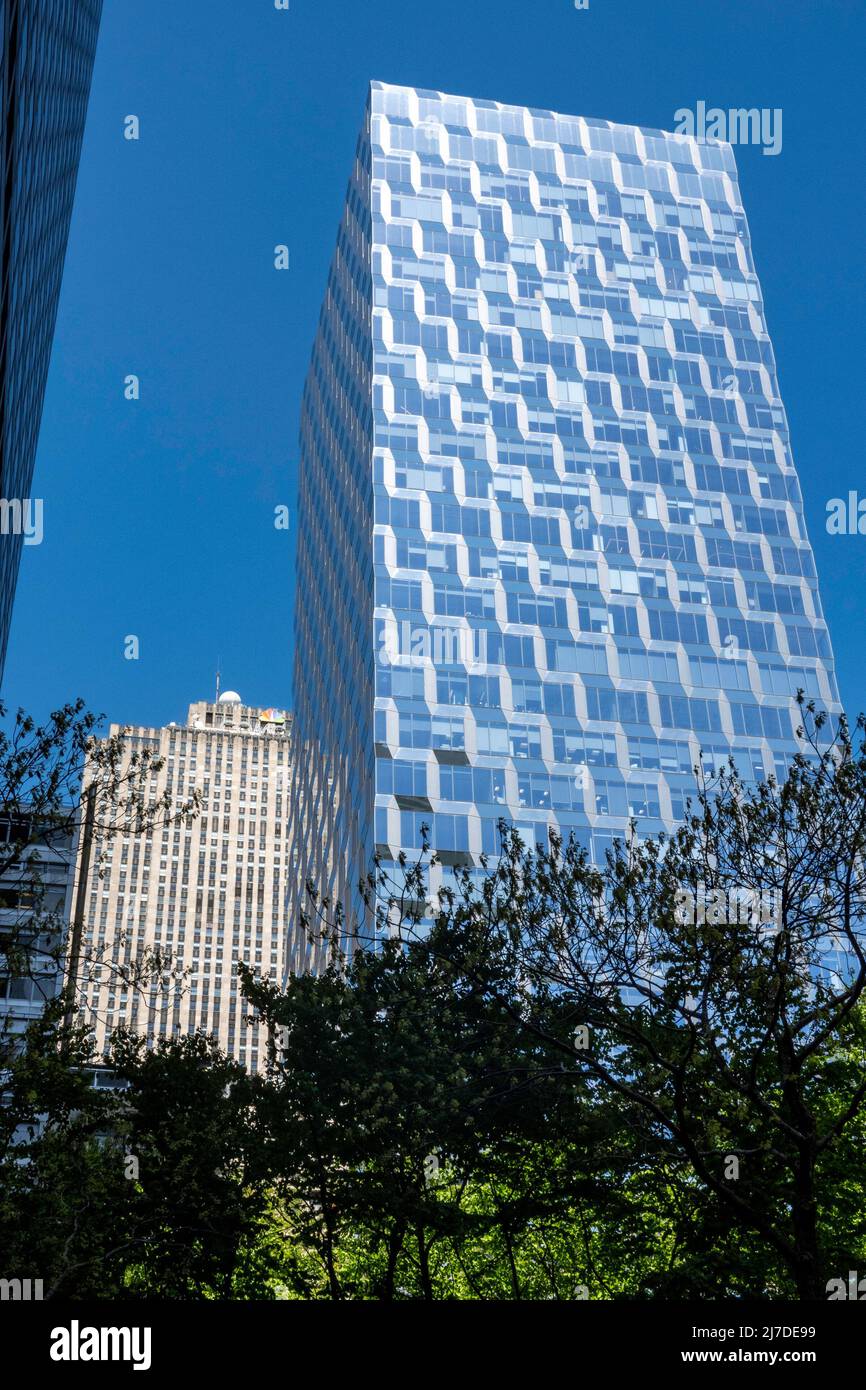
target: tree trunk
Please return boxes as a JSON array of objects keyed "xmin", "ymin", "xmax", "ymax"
[
  {"xmin": 790, "ymin": 1146, "xmax": 822, "ymax": 1299},
  {"xmin": 379, "ymin": 1220, "xmax": 405, "ymax": 1300},
  {"xmin": 417, "ymin": 1225, "xmax": 434, "ymax": 1300}
]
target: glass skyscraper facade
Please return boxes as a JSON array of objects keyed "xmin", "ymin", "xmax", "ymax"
[
  {"xmin": 0, "ymin": 0, "xmax": 102, "ymax": 683},
  {"xmin": 289, "ymin": 81, "xmax": 839, "ymax": 972}
]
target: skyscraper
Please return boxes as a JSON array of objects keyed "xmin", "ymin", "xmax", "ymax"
[
  {"xmin": 69, "ymin": 695, "xmax": 291, "ymax": 1071},
  {"xmin": 0, "ymin": 809, "xmax": 76, "ymax": 1048},
  {"xmin": 289, "ymin": 81, "xmax": 839, "ymax": 973},
  {"xmin": 0, "ymin": 0, "xmax": 102, "ymax": 683}
]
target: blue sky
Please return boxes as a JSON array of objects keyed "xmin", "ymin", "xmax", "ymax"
[{"xmin": 3, "ymin": 0, "xmax": 864, "ymax": 731}]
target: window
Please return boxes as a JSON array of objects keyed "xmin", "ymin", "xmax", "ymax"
[
  {"xmin": 432, "ymin": 715, "xmax": 465, "ymax": 750},
  {"xmin": 377, "ymin": 761, "xmax": 428, "ymax": 797},
  {"xmin": 627, "ymin": 781, "xmax": 662, "ymax": 818},
  {"xmin": 508, "ymin": 720, "xmax": 543, "ymax": 759},
  {"xmin": 398, "ymin": 712, "xmax": 431, "ymax": 748}
]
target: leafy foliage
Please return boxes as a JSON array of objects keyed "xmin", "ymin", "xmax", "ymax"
[{"xmin": 2, "ymin": 699, "xmax": 866, "ymax": 1299}]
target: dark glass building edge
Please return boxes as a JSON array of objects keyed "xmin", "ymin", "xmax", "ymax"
[{"xmin": 0, "ymin": 0, "xmax": 102, "ymax": 682}]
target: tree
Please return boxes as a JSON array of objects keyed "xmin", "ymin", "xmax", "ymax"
[
  {"xmin": 106, "ymin": 1030, "xmax": 266, "ymax": 1299},
  {"xmin": 420, "ymin": 702, "xmax": 866, "ymax": 1298},
  {"xmin": 0, "ymin": 698, "xmax": 201, "ymax": 1058},
  {"xmin": 0, "ymin": 1008, "xmax": 267, "ymax": 1300},
  {"xmin": 6, "ymin": 698, "xmax": 866, "ymax": 1300},
  {"xmin": 0, "ymin": 1000, "xmax": 135, "ymax": 1298},
  {"xmin": 241, "ymin": 848, "xmax": 658, "ymax": 1300}
]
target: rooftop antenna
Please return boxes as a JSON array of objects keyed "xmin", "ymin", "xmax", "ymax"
[{"xmin": 215, "ymin": 659, "xmax": 221, "ymax": 704}]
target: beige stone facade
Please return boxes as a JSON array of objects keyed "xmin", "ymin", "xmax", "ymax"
[{"xmin": 71, "ymin": 696, "xmax": 291, "ymax": 1070}]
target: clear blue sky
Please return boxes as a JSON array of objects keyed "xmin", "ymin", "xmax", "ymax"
[{"xmin": 3, "ymin": 0, "xmax": 864, "ymax": 731}]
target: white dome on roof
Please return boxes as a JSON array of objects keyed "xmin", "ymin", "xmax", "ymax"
[{"xmin": 218, "ymin": 690, "xmax": 242, "ymax": 704}]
